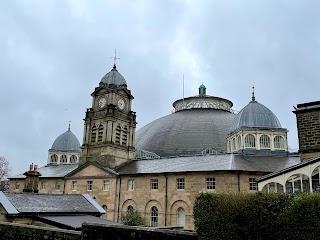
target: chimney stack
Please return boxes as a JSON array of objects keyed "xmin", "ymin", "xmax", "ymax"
[
  {"xmin": 23, "ymin": 163, "xmax": 41, "ymax": 193},
  {"xmin": 293, "ymin": 101, "xmax": 320, "ymax": 161}
]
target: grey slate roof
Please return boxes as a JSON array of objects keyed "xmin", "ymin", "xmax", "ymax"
[
  {"xmin": 117, "ymin": 154, "xmax": 300, "ymax": 175},
  {"xmin": 229, "ymin": 100, "xmax": 282, "ymax": 133},
  {"xmin": 9, "ymin": 164, "xmax": 79, "ymax": 179},
  {"xmin": 36, "ymin": 215, "xmax": 121, "ymax": 230},
  {"xmin": 135, "ymin": 109, "xmax": 236, "ymax": 157},
  {"xmin": 3, "ymin": 192, "xmax": 102, "ymax": 214},
  {"xmin": 100, "ymin": 64, "xmax": 127, "ymax": 86},
  {"xmin": 50, "ymin": 128, "xmax": 80, "ymax": 152}
]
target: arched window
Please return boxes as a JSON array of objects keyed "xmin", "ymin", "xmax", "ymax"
[
  {"xmin": 97, "ymin": 125, "xmax": 104, "ymax": 142},
  {"xmin": 122, "ymin": 127, "xmax": 128, "ymax": 145},
  {"xmin": 115, "ymin": 126, "xmax": 121, "ymax": 144},
  {"xmin": 60, "ymin": 155, "xmax": 67, "ymax": 163},
  {"xmin": 70, "ymin": 155, "xmax": 77, "ymax": 163},
  {"xmin": 237, "ymin": 136, "xmax": 242, "ymax": 149},
  {"xmin": 232, "ymin": 138, "xmax": 236, "ymax": 151},
  {"xmin": 245, "ymin": 134, "xmax": 256, "ymax": 148},
  {"xmin": 150, "ymin": 206, "xmax": 158, "ymax": 227},
  {"xmin": 260, "ymin": 135, "xmax": 270, "ymax": 148},
  {"xmin": 177, "ymin": 207, "xmax": 185, "ymax": 227},
  {"xmin": 50, "ymin": 154, "xmax": 58, "ymax": 163},
  {"xmin": 91, "ymin": 126, "xmax": 97, "ymax": 143},
  {"xmin": 274, "ymin": 136, "xmax": 285, "ymax": 149},
  {"xmin": 127, "ymin": 205, "xmax": 134, "ymax": 213}
]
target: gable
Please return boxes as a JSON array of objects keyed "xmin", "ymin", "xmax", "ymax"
[{"xmin": 68, "ymin": 165, "xmax": 112, "ymax": 178}]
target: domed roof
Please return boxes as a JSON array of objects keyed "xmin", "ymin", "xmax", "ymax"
[
  {"xmin": 229, "ymin": 99, "xmax": 282, "ymax": 133},
  {"xmin": 50, "ymin": 127, "xmax": 81, "ymax": 152},
  {"xmin": 135, "ymin": 109, "xmax": 236, "ymax": 157},
  {"xmin": 100, "ymin": 64, "xmax": 127, "ymax": 87}
]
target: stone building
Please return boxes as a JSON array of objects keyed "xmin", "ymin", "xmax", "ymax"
[{"xmin": 9, "ymin": 63, "xmax": 301, "ymax": 230}]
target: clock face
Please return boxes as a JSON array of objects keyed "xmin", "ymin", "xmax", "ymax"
[
  {"xmin": 118, "ymin": 99, "xmax": 125, "ymax": 110},
  {"xmin": 98, "ymin": 97, "xmax": 106, "ymax": 109}
]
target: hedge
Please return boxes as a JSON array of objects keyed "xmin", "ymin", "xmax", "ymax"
[{"xmin": 193, "ymin": 192, "xmax": 320, "ymax": 240}]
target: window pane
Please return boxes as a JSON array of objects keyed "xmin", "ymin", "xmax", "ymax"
[
  {"xmin": 151, "ymin": 179, "xmax": 158, "ymax": 190},
  {"xmin": 87, "ymin": 181, "xmax": 93, "ymax": 191},
  {"xmin": 150, "ymin": 206, "xmax": 158, "ymax": 227},
  {"xmin": 249, "ymin": 178, "xmax": 258, "ymax": 191},
  {"xmin": 177, "ymin": 208, "xmax": 185, "ymax": 227},
  {"xmin": 103, "ymin": 180, "xmax": 110, "ymax": 191},
  {"xmin": 206, "ymin": 177, "xmax": 215, "ymax": 190},
  {"xmin": 177, "ymin": 178, "xmax": 185, "ymax": 190},
  {"xmin": 128, "ymin": 180, "xmax": 134, "ymax": 191}
]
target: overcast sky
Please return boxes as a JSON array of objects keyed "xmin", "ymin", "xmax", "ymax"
[{"xmin": 1, "ymin": 0, "xmax": 320, "ymax": 176}]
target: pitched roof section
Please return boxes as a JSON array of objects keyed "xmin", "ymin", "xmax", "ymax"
[
  {"xmin": 65, "ymin": 161, "xmax": 118, "ymax": 178},
  {"xmin": 117, "ymin": 154, "xmax": 300, "ymax": 175},
  {"xmin": 3, "ymin": 192, "xmax": 103, "ymax": 214},
  {"xmin": 9, "ymin": 164, "xmax": 79, "ymax": 179},
  {"xmin": 0, "ymin": 191, "xmax": 19, "ymax": 214}
]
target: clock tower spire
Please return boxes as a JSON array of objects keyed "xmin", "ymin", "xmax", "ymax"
[{"xmin": 80, "ymin": 60, "xmax": 137, "ymax": 169}]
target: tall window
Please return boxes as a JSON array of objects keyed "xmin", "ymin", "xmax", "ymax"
[
  {"xmin": 237, "ymin": 136, "xmax": 242, "ymax": 149},
  {"xmin": 60, "ymin": 155, "xmax": 67, "ymax": 163},
  {"xmin": 150, "ymin": 206, "xmax": 158, "ymax": 227},
  {"xmin": 206, "ymin": 177, "xmax": 215, "ymax": 190},
  {"xmin": 41, "ymin": 181, "xmax": 46, "ymax": 190},
  {"xmin": 274, "ymin": 136, "xmax": 285, "ymax": 149},
  {"xmin": 128, "ymin": 179, "xmax": 134, "ymax": 191},
  {"xmin": 87, "ymin": 181, "xmax": 93, "ymax": 191},
  {"xmin": 249, "ymin": 178, "xmax": 258, "ymax": 191},
  {"xmin": 70, "ymin": 155, "xmax": 77, "ymax": 163},
  {"xmin": 115, "ymin": 126, "xmax": 121, "ymax": 144},
  {"xmin": 177, "ymin": 207, "xmax": 185, "ymax": 227},
  {"xmin": 103, "ymin": 180, "xmax": 110, "ymax": 191},
  {"xmin": 91, "ymin": 126, "xmax": 97, "ymax": 143},
  {"xmin": 260, "ymin": 135, "xmax": 270, "ymax": 148},
  {"xmin": 98, "ymin": 125, "xmax": 104, "ymax": 142},
  {"xmin": 150, "ymin": 179, "xmax": 158, "ymax": 190},
  {"xmin": 72, "ymin": 181, "xmax": 77, "ymax": 191},
  {"xmin": 50, "ymin": 154, "xmax": 58, "ymax": 163},
  {"xmin": 177, "ymin": 178, "xmax": 185, "ymax": 190},
  {"xmin": 245, "ymin": 134, "xmax": 256, "ymax": 148},
  {"xmin": 55, "ymin": 180, "xmax": 61, "ymax": 191},
  {"xmin": 15, "ymin": 182, "xmax": 20, "ymax": 190},
  {"xmin": 232, "ymin": 138, "xmax": 236, "ymax": 151},
  {"xmin": 122, "ymin": 127, "xmax": 128, "ymax": 145}
]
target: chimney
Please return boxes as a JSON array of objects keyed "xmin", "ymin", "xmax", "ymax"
[
  {"xmin": 23, "ymin": 163, "xmax": 41, "ymax": 193},
  {"xmin": 293, "ymin": 100, "xmax": 320, "ymax": 161}
]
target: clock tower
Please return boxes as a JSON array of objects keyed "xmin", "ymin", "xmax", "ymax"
[{"xmin": 79, "ymin": 63, "xmax": 137, "ymax": 168}]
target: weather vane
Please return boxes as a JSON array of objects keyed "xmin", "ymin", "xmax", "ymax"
[
  {"xmin": 111, "ymin": 49, "xmax": 120, "ymax": 66},
  {"xmin": 252, "ymin": 85, "xmax": 255, "ymax": 102},
  {"xmin": 68, "ymin": 120, "xmax": 71, "ymax": 131}
]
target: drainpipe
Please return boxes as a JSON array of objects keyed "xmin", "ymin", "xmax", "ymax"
[{"xmin": 164, "ymin": 174, "xmax": 168, "ymax": 226}]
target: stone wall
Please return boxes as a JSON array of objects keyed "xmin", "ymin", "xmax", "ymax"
[
  {"xmin": 81, "ymin": 223, "xmax": 198, "ymax": 240},
  {"xmin": 0, "ymin": 222, "xmax": 81, "ymax": 240}
]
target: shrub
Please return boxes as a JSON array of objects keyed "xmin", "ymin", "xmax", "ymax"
[{"xmin": 120, "ymin": 209, "xmax": 144, "ymax": 226}]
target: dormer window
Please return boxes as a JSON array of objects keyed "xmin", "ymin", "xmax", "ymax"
[
  {"xmin": 274, "ymin": 136, "xmax": 285, "ymax": 149},
  {"xmin": 245, "ymin": 134, "xmax": 256, "ymax": 148},
  {"xmin": 260, "ymin": 135, "xmax": 270, "ymax": 149}
]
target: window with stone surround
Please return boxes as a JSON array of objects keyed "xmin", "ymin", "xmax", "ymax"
[
  {"xmin": 150, "ymin": 206, "xmax": 158, "ymax": 227},
  {"xmin": 55, "ymin": 180, "xmax": 61, "ymax": 191},
  {"xmin": 50, "ymin": 154, "xmax": 58, "ymax": 163},
  {"xmin": 128, "ymin": 179, "xmax": 134, "ymax": 191},
  {"xmin": 14, "ymin": 182, "xmax": 20, "ymax": 190},
  {"xmin": 177, "ymin": 207, "xmax": 185, "ymax": 227},
  {"xmin": 41, "ymin": 181, "xmax": 46, "ymax": 190},
  {"xmin": 91, "ymin": 126, "xmax": 97, "ymax": 143},
  {"xmin": 249, "ymin": 178, "xmax": 258, "ymax": 191},
  {"xmin": 87, "ymin": 180, "xmax": 93, "ymax": 191},
  {"xmin": 103, "ymin": 180, "xmax": 110, "ymax": 191},
  {"xmin": 60, "ymin": 154, "xmax": 67, "ymax": 163},
  {"xmin": 72, "ymin": 181, "xmax": 77, "ymax": 191},
  {"xmin": 150, "ymin": 179, "xmax": 158, "ymax": 190},
  {"xmin": 206, "ymin": 177, "xmax": 215, "ymax": 190},
  {"xmin": 70, "ymin": 155, "xmax": 77, "ymax": 163},
  {"xmin": 98, "ymin": 124, "xmax": 104, "ymax": 142},
  {"xmin": 177, "ymin": 178, "xmax": 185, "ymax": 190}
]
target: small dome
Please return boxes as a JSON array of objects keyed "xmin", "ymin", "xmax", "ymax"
[
  {"xmin": 230, "ymin": 100, "xmax": 282, "ymax": 133},
  {"xmin": 100, "ymin": 64, "xmax": 127, "ymax": 87},
  {"xmin": 50, "ymin": 128, "xmax": 81, "ymax": 152}
]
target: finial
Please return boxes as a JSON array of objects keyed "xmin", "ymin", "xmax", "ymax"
[
  {"xmin": 68, "ymin": 120, "xmax": 71, "ymax": 131},
  {"xmin": 111, "ymin": 48, "xmax": 120, "ymax": 68},
  {"xmin": 252, "ymin": 85, "xmax": 256, "ymax": 102}
]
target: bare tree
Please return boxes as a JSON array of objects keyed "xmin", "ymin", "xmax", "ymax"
[{"xmin": 0, "ymin": 156, "xmax": 11, "ymax": 180}]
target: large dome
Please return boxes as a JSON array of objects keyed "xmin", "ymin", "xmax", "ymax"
[
  {"xmin": 100, "ymin": 64, "xmax": 127, "ymax": 87},
  {"xmin": 135, "ymin": 109, "xmax": 236, "ymax": 157},
  {"xmin": 229, "ymin": 100, "xmax": 282, "ymax": 133},
  {"xmin": 50, "ymin": 128, "xmax": 81, "ymax": 152}
]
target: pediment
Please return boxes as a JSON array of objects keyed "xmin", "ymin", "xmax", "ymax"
[{"xmin": 66, "ymin": 162, "xmax": 117, "ymax": 178}]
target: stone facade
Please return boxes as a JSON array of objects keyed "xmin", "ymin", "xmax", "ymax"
[{"xmin": 294, "ymin": 101, "xmax": 320, "ymax": 160}]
